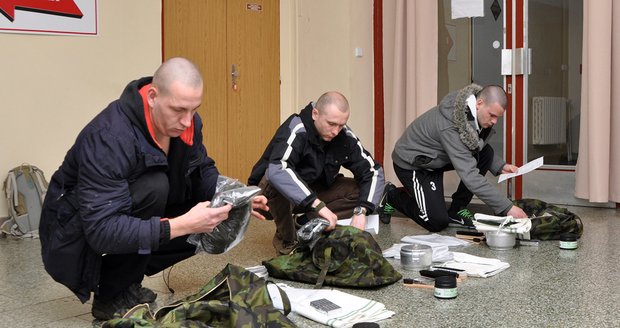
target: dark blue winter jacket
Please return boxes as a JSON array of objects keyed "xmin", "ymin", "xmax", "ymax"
[{"xmin": 39, "ymin": 77, "xmax": 219, "ymax": 302}]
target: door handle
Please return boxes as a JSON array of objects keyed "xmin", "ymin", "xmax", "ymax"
[
  {"xmin": 501, "ymin": 48, "xmax": 531, "ymax": 75},
  {"xmin": 231, "ymin": 64, "xmax": 239, "ymax": 91}
]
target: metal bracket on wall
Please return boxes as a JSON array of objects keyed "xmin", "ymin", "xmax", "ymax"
[{"xmin": 501, "ymin": 48, "xmax": 531, "ymax": 75}]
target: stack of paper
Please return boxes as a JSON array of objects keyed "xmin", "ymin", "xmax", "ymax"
[{"xmin": 434, "ymin": 252, "xmax": 510, "ymax": 278}]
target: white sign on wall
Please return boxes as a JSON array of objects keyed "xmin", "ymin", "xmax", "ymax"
[{"xmin": 0, "ymin": 0, "xmax": 97, "ymax": 36}]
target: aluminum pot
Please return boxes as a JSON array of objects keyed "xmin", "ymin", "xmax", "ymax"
[
  {"xmin": 400, "ymin": 243, "xmax": 432, "ymax": 270},
  {"xmin": 485, "ymin": 231, "xmax": 516, "ymax": 250}
]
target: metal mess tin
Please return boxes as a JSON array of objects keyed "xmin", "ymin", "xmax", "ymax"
[
  {"xmin": 400, "ymin": 243, "xmax": 432, "ymax": 270},
  {"xmin": 485, "ymin": 231, "xmax": 517, "ymax": 250}
]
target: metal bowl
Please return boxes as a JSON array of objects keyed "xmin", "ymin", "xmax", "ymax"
[
  {"xmin": 485, "ymin": 231, "xmax": 516, "ymax": 250},
  {"xmin": 400, "ymin": 243, "xmax": 432, "ymax": 270}
]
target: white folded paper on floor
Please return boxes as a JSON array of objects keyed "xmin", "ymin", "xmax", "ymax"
[
  {"xmin": 473, "ymin": 213, "xmax": 532, "ymax": 234},
  {"xmin": 382, "ymin": 243, "xmax": 453, "ymax": 263},
  {"xmin": 270, "ymin": 283, "xmax": 395, "ymax": 328},
  {"xmin": 401, "ymin": 233, "xmax": 472, "ymax": 247},
  {"xmin": 337, "ymin": 214, "xmax": 379, "ymax": 235},
  {"xmin": 434, "ymin": 252, "xmax": 510, "ymax": 278}
]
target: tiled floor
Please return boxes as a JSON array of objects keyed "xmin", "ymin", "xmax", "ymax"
[{"xmin": 0, "ymin": 204, "xmax": 619, "ymax": 327}]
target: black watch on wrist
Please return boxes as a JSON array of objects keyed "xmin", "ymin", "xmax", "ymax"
[{"xmin": 353, "ymin": 206, "xmax": 367, "ymax": 216}]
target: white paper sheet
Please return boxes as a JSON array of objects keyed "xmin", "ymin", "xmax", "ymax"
[
  {"xmin": 498, "ymin": 156, "xmax": 544, "ymax": 183},
  {"xmin": 435, "ymin": 252, "xmax": 510, "ymax": 278},
  {"xmin": 451, "ymin": 0, "xmax": 484, "ymax": 19}
]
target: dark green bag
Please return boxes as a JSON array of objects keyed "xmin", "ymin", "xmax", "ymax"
[
  {"xmin": 103, "ymin": 264, "xmax": 295, "ymax": 328},
  {"xmin": 513, "ymin": 198, "xmax": 584, "ymax": 240},
  {"xmin": 263, "ymin": 226, "xmax": 402, "ymax": 288}
]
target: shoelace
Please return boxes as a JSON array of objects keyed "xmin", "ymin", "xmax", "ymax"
[
  {"xmin": 457, "ymin": 208, "xmax": 474, "ymax": 219},
  {"xmin": 383, "ymin": 203, "xmax": 396, "ymax": 214}
]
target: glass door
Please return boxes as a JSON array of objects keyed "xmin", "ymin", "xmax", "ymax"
[
  {"xmin": 439, "ymin": 0, "xmax": 509, "ymax": 201},
  {"xmin": 519, "ymin": 0, "xmax": 599, "ymax": 206},
  {"xmin": 439, "ymin": 0, "xmax": 606, "ymax": 207}
]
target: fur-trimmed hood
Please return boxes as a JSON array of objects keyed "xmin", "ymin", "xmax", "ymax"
[{"xmin": 439, "ymin": 84, "xmax": 483, "ymax": 151}]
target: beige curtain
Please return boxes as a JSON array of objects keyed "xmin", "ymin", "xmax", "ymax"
[
  {"xmin": 575, "ymin": 1, "xmax": 620, "ymax": 203},
  {"xmin": 382, "ymin": 0, "xmax": 438, "ymax": 184}
]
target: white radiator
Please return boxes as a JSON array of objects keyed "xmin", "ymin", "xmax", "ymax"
[{"xmin": 532, "ymin": 96, "xmax": 567, "ymax": 145}]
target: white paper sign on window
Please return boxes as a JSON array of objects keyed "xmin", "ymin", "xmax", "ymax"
[{"xmin": 451, "ymin": 0, "xmax": 484, "ymax": 19}]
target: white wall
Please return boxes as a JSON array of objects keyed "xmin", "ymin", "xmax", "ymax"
[
  {"xmin": 0, "ymin": 0, "xmax": 161, "ymax": 216},
  {"xmin": 281, "ymin": 0, "xmax": 375, "ymax": 154}
]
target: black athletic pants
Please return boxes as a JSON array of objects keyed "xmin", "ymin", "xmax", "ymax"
[{"xmin": 389, "ymin": 144, "xmax": 494, "ymax": 232}]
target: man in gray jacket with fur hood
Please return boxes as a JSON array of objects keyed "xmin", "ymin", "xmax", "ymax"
[{"xmin": 379, "ymin": 84, "xmax": 527, "ymax": 231}]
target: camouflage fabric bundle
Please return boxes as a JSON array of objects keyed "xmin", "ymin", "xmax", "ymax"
[
  {"xmin": 103, "ymin": 264, "xmax": 295, "ymax": 328},
  {"xmin": 263, "ymin": 226, "xmax": 402, "ymax": 288},
  {"xmin": 513, "ymin": 198, "xmax": 584, "ymax": 240}
]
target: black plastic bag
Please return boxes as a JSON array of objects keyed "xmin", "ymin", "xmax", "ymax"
[{"xmin": 187, "ymin": 176, "xmax": 261, "ymax": 254}]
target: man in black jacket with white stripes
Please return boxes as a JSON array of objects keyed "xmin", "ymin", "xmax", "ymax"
[{"xmin": 248, "ymin": 91, "xmax": 385, "ymax": 254}]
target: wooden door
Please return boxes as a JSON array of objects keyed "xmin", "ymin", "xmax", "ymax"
[{"xmin": 163, "ymin": 0, "xmax": 280, "ymax": 183}]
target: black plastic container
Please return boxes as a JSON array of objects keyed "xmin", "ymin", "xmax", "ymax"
[
  {"xmin": 559, "ymin": 232, "xmax": 579, "ymax": 250},
  {"xmin": 434, "ymin": 275, "xmax": 458, "ymax": 299}
]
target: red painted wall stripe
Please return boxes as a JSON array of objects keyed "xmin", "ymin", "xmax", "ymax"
[{"xmin": 373, "ymin": 0, "xmax": 385, "ymax": 165}]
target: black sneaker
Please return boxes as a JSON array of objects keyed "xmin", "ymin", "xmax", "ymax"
[
  {"xmin": 378, "ymin": 182, "xmax": 396, "ymax": 224},
  {"xmin": 92, "ymin": 283, "xmax": 156, "ymax": 320},
  {"xmin": 127, "ymin": 283, "xmax": 157, "ymax": 304},
  {"xmin": 92, "ymin": 291, "xmax": 136, "ymax": 321},
  {"xmin": 448, "ymin": 208, "xmax": 476, "ymax": 228}
]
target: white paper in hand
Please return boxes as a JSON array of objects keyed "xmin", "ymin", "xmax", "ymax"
[{"xmin": 498, "ymin": 156, "xmax": 544, "ymax": 183}]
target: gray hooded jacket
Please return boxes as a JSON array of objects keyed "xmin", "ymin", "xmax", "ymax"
[{"xmin": 391, "ymin": 84, "xmax": 513, "ymax": 215}]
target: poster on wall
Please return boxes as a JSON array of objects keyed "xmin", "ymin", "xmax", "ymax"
[{"xmin": 0, "ymin": 0, "xmax": 97, "ymax": 36}]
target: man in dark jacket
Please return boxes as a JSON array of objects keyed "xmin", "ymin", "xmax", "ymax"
[
  {"xmin": 248, "ymin": 91, "xmax": 385, "ymax": 254},
  {"xmin": 39, "ymin": 57, "xmax": 268, "ymax": 320},
  {"xmin": 379, "ymin": 84, "xmax": 527, "ymax": 230}
]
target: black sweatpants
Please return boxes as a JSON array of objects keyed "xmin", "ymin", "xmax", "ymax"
[
  {"xmin": 97, "ymin": 171, "xmax": 196, "ymax": 300},
  {"xmin": 389, "ymin": 144, "xmax": 494, "ymax": 232}
]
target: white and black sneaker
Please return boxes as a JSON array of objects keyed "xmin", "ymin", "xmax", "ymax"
[{"xmin": 448, "ymin": 208, "xmax": 476, "ymax": 229}]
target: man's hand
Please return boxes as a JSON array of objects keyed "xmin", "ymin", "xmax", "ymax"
[
  {"xmin": 350, "ymin": 214, "xmax": 366, "ymax": 231},
  {"xmin": 317, "ymin": 206, "xmax": 338, "ymax": 231},
  {"xmin": 502, "ymin": 163, "xmax": 519, "ymax": 174},
  {"xmin": 506, "ymin": 205, "xmax": 528, "ymax": 218},
  {"xmin": 168, "ymin": 201, "xmax": 233, "ymax": 239},
  {"xmin": 250, "ymin": 195, "xmax": 269, "ymax": 220}
]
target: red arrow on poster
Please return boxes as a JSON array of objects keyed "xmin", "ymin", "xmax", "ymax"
[{"xmin": 0, "ymin": 0, "xmax": 83, "ymax": 22}]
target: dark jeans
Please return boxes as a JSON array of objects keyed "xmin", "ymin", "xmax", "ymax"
[
  {"xmin": 97, "ymin": 171, "xmax": 196, "ymax": 300},
  {"xmin": 390, "ymin": 144, "xmax": 494, "ymax": 232},
  {"xmin": 258, "ymin": 175, "xmax": 360, "ymax": 244}
]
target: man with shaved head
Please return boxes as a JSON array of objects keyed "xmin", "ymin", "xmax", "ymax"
[
  {"xmin": 39, "ymin": 57, "xmax": 268, "ymax": 320},
  {"xmin": 379, "ymin": 84, "xmax": 528, "ymax": 231},
  {"xmin": 249, "ymin": 92, "xmax": 385, "ymax": 255}
]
